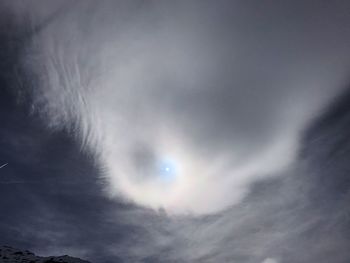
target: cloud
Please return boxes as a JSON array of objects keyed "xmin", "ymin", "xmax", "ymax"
[
  {"xmin": 262, "ymin": 258, "xmax": 278, "ymax": 263},
  {"xmin": 1, "ymin": 1, "xmax": 350, "ymax": 262},
  {"xmin": 10, "ymin": 0, "xmax": 349, "ymax": 215}
]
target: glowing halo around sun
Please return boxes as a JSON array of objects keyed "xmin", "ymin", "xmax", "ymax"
[{"xmin": 101, "ymin": 122, "xmax": 296, "ymax": 215}]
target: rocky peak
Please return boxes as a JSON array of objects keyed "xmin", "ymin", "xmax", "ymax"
[{"xmin": 0, "ymin": 246, "xmax": 90, "ymax": 263}]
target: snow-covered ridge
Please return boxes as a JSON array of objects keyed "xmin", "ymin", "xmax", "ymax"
[{"xmin": 0, "ymin": 246, "xmax": 90, "ymax": 263}]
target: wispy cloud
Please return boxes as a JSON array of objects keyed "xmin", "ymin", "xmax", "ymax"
[
  {"xmin": 17, "ymin": 0, "xmax": 348, "ymax": 215},
  {"xmin": 1, "ymin": 1, "xmax": 350, "ymax": 262}
]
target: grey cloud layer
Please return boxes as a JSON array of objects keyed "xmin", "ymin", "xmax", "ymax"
[
  {"xmin": 14, "ymin": 0, "xmax": 350, "ymax": 214},
  {"xmin": 1, "ymin": 0, "xmax": 350, "ymax": 262}
]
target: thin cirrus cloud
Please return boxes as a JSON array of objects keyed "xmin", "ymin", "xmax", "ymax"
[
  {"xmin": 13, "ymin": 0, "xmax": 350, "ymax": 214},
  {"xmin": 1, "ymin": 1, "xmax": 350, "ymax": 262}
]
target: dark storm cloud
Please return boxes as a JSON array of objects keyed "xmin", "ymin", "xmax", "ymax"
[{"xmin": 1, "ymin": 1, "xmax": 350, "ymax": 263}]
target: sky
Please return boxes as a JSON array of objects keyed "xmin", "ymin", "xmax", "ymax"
[{"xmin": 0, "ymin": 1, "xmax": 350, "ymax": 262}]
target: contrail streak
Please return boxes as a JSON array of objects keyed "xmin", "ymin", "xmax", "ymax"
[{"xmin": 0, "ymin": 163, "xmax": 8, "ymax": 169}]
